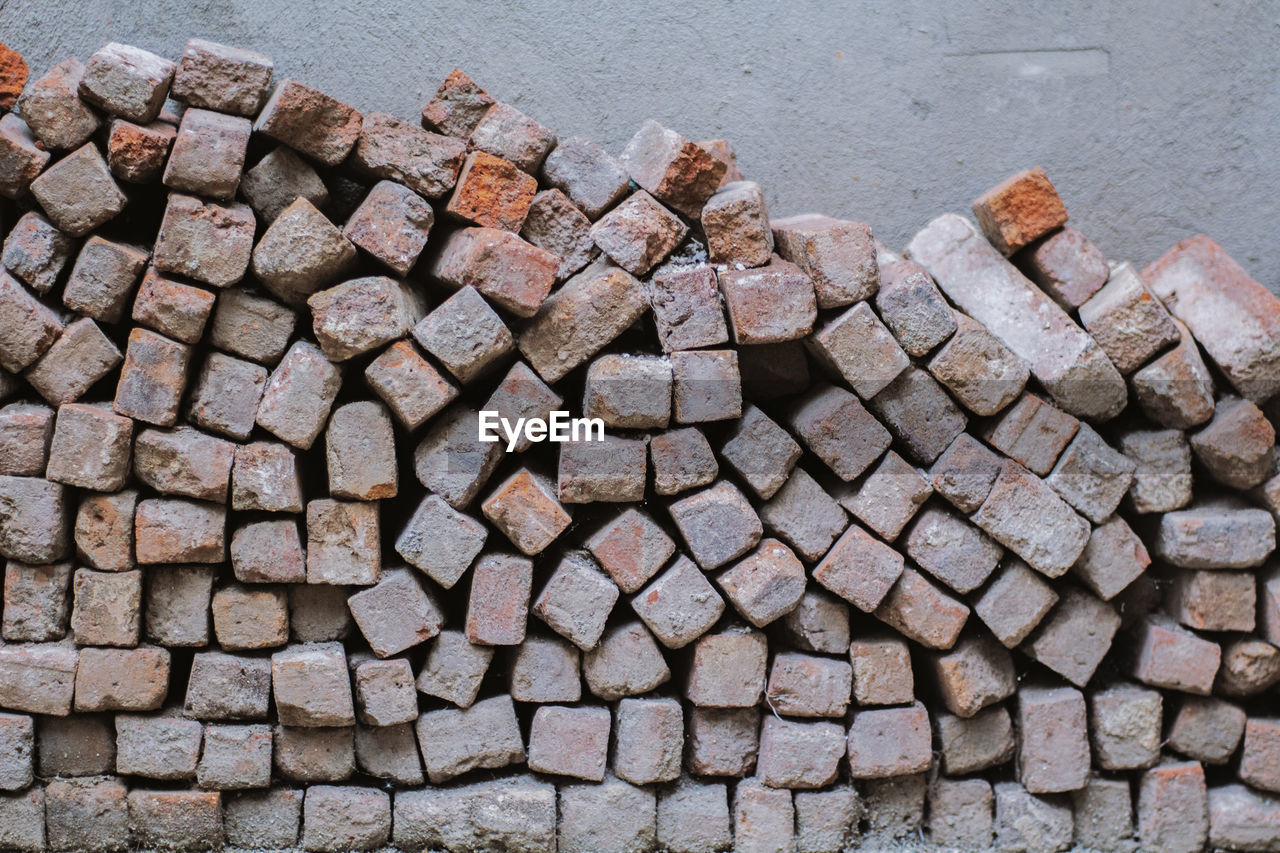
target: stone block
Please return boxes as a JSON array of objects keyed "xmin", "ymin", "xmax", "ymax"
[
  {"xmin": 17, "ymin": 58, "xmax": 99, "ymax": 151},
  {"xmin": 465, "ymin": 552, "xmax": 533, "ymax": 645},
  {"xmin": 70, "ymin": 567, "xmax": 140, "ymax": 647},
  {"xmin": 271, "ymin": 642, "xmax": 355, "ymax": 727},
  {"xmin": 132, "ymin": 268, "xmax": 216, "ymax": 344},
  {"xmin": 394, "ymin": 494, "xmax": 485, "ymax": 589},
  {"xmin": 30, "ymin": 144, "xmax": 127, "ymax": 237},
  {"xmin": 527, "ymin": 704, "xmax": 610, "ymax": 780},
  {"xmin": 446, "ymin": 150, "xmax": 537, "ymax": 231},
  {"xmin": 772, "ymin": 214, "xmax": 878, "ymax": 308},
  {"xmin": 352, "ymin": 111, "xmax": 465, "ymax": 197},
  {"xmin": 648, "ymin": 265, "xmax": 729, "ymax": 352},
  {"xmin": 787, "ymin": 382, "xmax": 891, "ymax": 481},
  {"xmin": 757, "ymin": 716, "xmax": 844, "ymax": 789},
  {"xmin": 414, "ymin": 693, "xmax": 525, "ymax": 782},
  {"xmin": 850, "ymin": 634, "xmax": 914, "ymax": 706},
  {"xmin": 3, "ymin": 211, "xmax": 73, "ymax": 295},
  {"xmin": 509, "ymin": 632, "xmax": 581, "ymax": 703},
  {"xmin": 1153, "ymin": 502, "xmax": 1275, "ymax": 569},
  {"xmin": 1016, "ymin": 685, "xmax": 1089, "ymax": 793},
  {"xmin": 135, "ymin": 498, "xmax": 224, "ymax": 564},
  {"xmin": 73, "ymin": 646, "xmax": 168, "ymax": 712},
  {"xmin": 540, "ymin": 134, "xmax": 630, "ymax": 219},
  {"xmin": 273, "ymin": 725, "xmax": 355, "ymax": 783},
  {"xmin": 618, "ymin": 119, "xmax": 725, "ymax": 218},
  {"xmin": 1022, "ymin": 586, "xmax": 1120, "ymax": 687},
  {"xmin": 936, "ymin": 704, "xmax": 1016, "ymax": 775},
  {"xmin": 590, "ymin": 190, "xmax": 688, "ymax": 275},
  {"xmin": 582, "ymin": 621, "xmax": 670, "ymax": 700},
  {"xmin": 144, "ymin": 565, "xmax": 213, "ymax": 645},
  {"xmin": 211, "ymin": 584, "xmax": 289, "ymax": 651},
  {"xmin": 846, "ymin": 702, "xmax": 932, "ymax": 779},
  {"xmin": 115, "ymin": 713, "xmax": 202, "ymax": 780},
  {"xmin": 305, "ymin": 499, "xmax": 380, "ymax": 585},
  {"xmin": 686, "ymin": 707, "xmax": 759, "ymax": 777},
  {"xmin": 255, "ymin": 78, "xmax": 362, "ymax": 165},
  {"xmin": 416, "ymin": 629, "xmax": 493, "ymax": 708},
  {"xmin": 720, "ymin": 257, "xmax": 817, "ymax": 344},
  {"xmin": 1139, "ymin": 761, "xmax": 1208, "ymax": 853},
  {"xmin": 532, "ymin": 551, "xmax": 618, "ymax": 649},
  {"xmin": 974, "ymin": 556, "xmax": 1059, "ymax": 647},
  {"xmin": 873, "ymin": 567, "xmax": 969, "ymax": 650},
  {"xmin": 349, "ymin": 567, "xmax": 442, "ymax": 657},
  {"xmin": 470, "ymin": 101, "xmax": 556, "ymax": 173},
  {"xmin": 184, "ymin": 651, "xmax": 271, "ymax": 719},
  {"xmin": 354, "ymin": 659, "xmax": 418, "ymax": 727}
]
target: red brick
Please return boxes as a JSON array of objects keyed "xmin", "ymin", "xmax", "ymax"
[
  {"xmin": 465, "ymin": 553, "xmax": 533, "ymax": 646},
  {"xmin": 971, "ymin": 168, "xmax": 1068, "ymax": 255}
]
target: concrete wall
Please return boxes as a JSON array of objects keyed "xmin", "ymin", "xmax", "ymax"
[{"xmin": 4, "ymin": 0, "xmax": 1277, "ymax": 291}]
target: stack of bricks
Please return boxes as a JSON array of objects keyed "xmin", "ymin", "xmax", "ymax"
[{"xmin": 0, "ymin": 35, "xmax": 1276, "ymax": 853}]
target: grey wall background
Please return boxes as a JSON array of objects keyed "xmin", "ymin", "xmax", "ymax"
[{"xmin": 3, "ymin": 0, "xmax": 1278, "ymax": 291}]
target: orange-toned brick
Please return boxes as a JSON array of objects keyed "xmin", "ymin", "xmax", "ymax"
[{"xmin": 972, "ymin": 167, "xmax": 1068, "ymax": 255}]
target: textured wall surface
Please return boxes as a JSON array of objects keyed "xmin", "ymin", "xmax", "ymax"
[{"xmin": 3, "ymin": 0, "xmax": 1277, "ymax": 291}]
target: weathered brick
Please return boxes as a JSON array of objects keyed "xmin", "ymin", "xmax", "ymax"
[
  {"xmin": 483, "ymin": 468, "xmax": 572, "ymax": 554},
  {"xmin": 648, "ymin": 265, "xmax": 730, "ymax": 352},
  {"xmin": 311, "ymin": 275, "xmax": 423, "ymax": 362},
  {"xmin": 133, "ymin": 425, "xmax": 233, "ymax": 503},
  {"xmin": 814, "ymin": 521, "xmax": 904, "ymax": 612},
  {"xmin": 931, "ymin": 633, "xmax": 1016, "ymax": 718},
  {"xmin": 350, "ymin": 110, "xmax": 465, "ymax": 199},
  {"xmin": 584, "ymin": 508, "xmax": 674, "ymax": 594},
  {"xmin": 1089, "ymin": 683, "xmax": 1162, "ymax": 771},
  {"xmin": 540, "ymin": 134, "xmax": 630, "ymax": 219},
  {"xmin": 305, "ymin": 499, "xmax": 380, "ymax": 585},
  {"xmin": 850, "ymin": 635, "xmax": 914, "ymax": 706},
  {"xmin": 0, "ymin": 643, "xmax": 76, "ymax": 715},
  {"xmin": 657, "ymin": 778, "xmax": 733, "ymax": 853},
  {"xmin": 935, "ymin": 705, "xmax": 1015, "ymax": 775},
  {"xmin": 3, "ymin": 561, "xmax": 69, "ymax": 642},
  {"xmin": 1218, "ymin": 636, "xmax": 1280, "ymax": 698},
  {"xmin": 720, "ymin": 257, "xmax": 817, "ymax": 344},
  {"xmin": 1016, "ymin": 685, "xmax": 1089, "ymax": 793},
  {"xmin": 289, "ymin": 585, "xmax": 353, "ymax": 643},
  {"xmin": 0, "ymin": 712, "xmax": 32, "ymax": 790},
  {"xmin": 3, "ymin": 212, "xmax": 72, "ymax": 295},
  {"xmin": 78, "ymin": 42, "xmax": 173, "ymax": 123},
  {"xmin": 731, "ymin": 778, "xmax": 793, "ymax": 853},
  {"xmin": 992, "ymin": 782, "xmax": 1074, "ymax": 853},
  {"xmin": 519, "ymin": 188, "xmax": 597, "ymax": 278},
  {"xmin": 1023, "ymin": 586, "xmax": 1121, "ymax": 687},
  {"xmin": 1016, "ymin": 224, "xmax": 1110, "ymax": 309},
  {"xmin": 771, "ymin": 214, "xmax": 878, "ymax": 308},
  {"xmin": 255, "ymin": 78, "xmax": 361, "ymax": 165},
  {"xmin": 766, "ymin": 652, "xmax": 851, "ymax": 718},
  {"xmin": 349, "ymin": 567, "xmax": 442, "ymax": 657},
  {"xmin": 1071, "ymin": 777, "xmax": 1136, "ymax": 853},
  {"xmin": 928, "ymin": 778, "xmax": 993, "ymax": 850},
  {"xmin": 686, "ymin": 627, "xmax": 767, "ymax": 708},
  {"xmin": 1132, "ymin": 614, "xmax": 1222, "ymax": 695},
  {"xmin": 671, "ymin": 348, "xmax": 742, "ymax": 423},
  {"xmin": 0, "ymin": 475, "xmax": 69, "ymax": 565},
  {"xmin": 256, "ymin": 340, "xmax": 342, "ymax": 449},
  {"xmin": 27, "ymin": 318, "xmax": 124, "ymax": 409},
  {"xmin": 45, "ymin": 777, "xmax": 126, "ymax": 853},
  {"xmin": 972, "ymin": 459, "xmax": 1091, "ymax": 577},
  {"xmin": 61, "ymin": 237, "xmax": 147, "ymax": 324},
  {"xmin": 618, "ymin": 119, "xmax": 725, "ymax": 218},
  {"xmin": 338, "ymin": 180, "xmax": 433, "ymax": 276},
  {"xmin": 413, "ymin": 405, "xmax": 503, "ymax": 509},
  {"xmin": 197, "ymin": 723, "xmax": 273, "ymax": 790},
  {"xmin": 70, "ymin": 567, "xmax": 140, "ymax": 646},
  {"xmin": 353, "ymin": 658, "xmax": 418, "ymax": 727},
  {"xmin": 650, "ymin": 426, "xmax": 718, "ymax": 495},
  {"xmin": 240, "ymin": 145, "xmax": 329, "ymax": 224},
  {"xmin": 163, "ymin": 107, "xmax": 251, "ymax": 200},
  {"xmin": 904, "ymin": 504, "xmax": 1002, "ymax": 594},
  {"xmin": 394, "ymin": 494, "xmax": 485, "ymax": 588},
  {"xmin": 847, "ymin": 702, "xmax": 932, "ymax": 779},
  {"xmin": 974, "ymin": 556, "xmax": 1059, "ymax": 647},
  {"xmin": 1208, "ymin": 784, "xmax": 1280, "ymax": 853},
  {"xmin": 127, "ymin": 789, "xmax": 224, "ymax": 850},
  {"xmin": 719, "ymin": 405, "xmax": 799, "ymax": 499},
  {"xmin": 527, "ymin": 704, "xmax": 610, "ymax": 781},
  {"xmin": 393, "ymin": 775, "xmax": 555, "ymax": 853},
  {"xmin": 874, "ymin": 566, "xmax": 969, "ymax": 650},
  {"xmin": 250, "ymin": 198, "xmax": 356, "ymax": 306},
  {"xmin": 416, "ymin": 629, "xmax": 493, "ymax": 708},
  {"xmin": 354, "ymin": 722, "xmax": 423, "ymax": 785},
  {"xmin": 668, "ymin": 480, "xmax": 761, "ymax": 570},
  {"xmin": 185, "ymin": 352, "xmax": 268, "ymax": 440},
  {"xmin": 972, "ymin": 167, "xmax": 1068, "ymax": 255},
  {"xmin": 43, "ymin": 404, "xmax": 131, "ymax": 492},
  {"xmin": 787, "ymin": 382, "xmax": 891, "ymax": 480},
  {"xmin": 73, "ymin": 646, "xmax": 168, "ymax": 712},
  {"xmin": 465, "ymin": 552, "xmax": 533, "ymax": 645},
  {"xmin": 1119, "ymin": 428, "xmax": 1192, "ymax": 513},
  {"xmin": 874, "ymin": 251, "xmax": 958, "ymax": 356},
  {"xmin": 559, "ymin": 774, "xmax": 656, "ymax": 853},
  {"xmin": 583, "ymin": 353, "xmax": 671, "ymax": 429},
  {"xmin": 30, "ymin": 143, "xmax": 127, "ymax": 238},
  {"xmin": 1169, "ymin": 569, "xmax": 1255, "ymax": 632},
  {"xmin": 908, "ymin": 212, "xmax": 1126, "ymax": 419},
  {"xmin": 702, "ymin": 180, "xmax": 772, "ymax": 266},
  {"xmin": 509, "ymin": 632, "xmax": 581, "ymax": 703},
  {"xmin": 757, "ymin": 716, "xmax": 844, "ymax": 789},
  {"xmin": 300, "ymin": 785, "xmax": 390, "ymax": 851},
  {"xmin": 470, "ymin": 101, "xmax": 556, "ymax": 174},
  {"xmin": 273, "ymin": 726, "xmax": 355, "ymax": 782},
  {"xmin": 583, "ymin": 621, "xmax": 670, "ymax": 700},
  {"xmin": 185, "ymin": 651, "xmax": 271, "ymax": 720},
  {"xmin": 17, "ymin": 58, "xmax": 98, "ymax": 150},
  {"xmin": 145, "ymin": 565, "xmax": 213, "ymax": 645},
  {"xmin": 414, "ymin": 693, "xmax": 525, "ymax": 782},
  {"xmin": 1153, "ymin": 502, "xmax": 1275, "ymax": 568},
  {"xmin": 106, "ymin": 116, "xmax": 175, "ymax": 183},
  {"xmin": 591, "ymin": 190, "xmax": 688, "ymax": 276},
  {"xmin": 115, "ymin": 712, "xmax": 202, "ymax": 780},
  {"xmin": 131, "ymin": 269, "xmax": 216, "ymax": 344},
  {"xmin": 207, "ymin": 289, "xmax": 296, "ymax": 366},
  {"xmin": 0, "ymin": 114, "xmax": 49, "ymax": 199},
  {"xmin": 231, "ymin": 441, "xmax": 302, "ymax": 512},
  {"xmin": 446, "ymin": 149, "xmax": 537, "ymax": 231},
  {"xmin": 211, "ymin": 584, "xmax": 289, "ymax": 651},
  {"xmin": 153, "ymin": 193, "xmax": 255, "ymax": 288},
  {"xmin": 1078, "ymin": 261, "xmax": 1180, "ymax": 372},
  {"xmin": 1190, "ymin": 395, "xmax": 1275, "ymax": 489},
  {"xmin": 687, "ymin": 707, "xmax": 759, "ymax": 776},
  {"xmin": 779, "ymin": 590, "xmax": 849, "ymax": 657},
  {"xmin": 272, "ymin": 643, "xmax": 355, "ymax": 727},
  {"xmin": 929, "ymin": 313, "xmax": 1028, "ymax": 417},
  {"xmin": 0, "ymin": 272, "xmax": 63, "ymax": 374},
  {"xmin": 630, "ymin": 554, "xmax": 724, "ymax": 649},
  {"xmin": 172, "ymin": 37, "xmax": 274, "ymax": 115},
  {"xmin": 1139, "ymin": 761, "xmax": 1208, "ymax": 853},
  {"xmin": 1072, "ymin": 516, "xmax": 1150, "ymax": 601},
  {"xmin": 421, "ymin": 68, "xmax": 494, "ymax": 138},
  {"xmin": 0, "ymin": 404, "xmax": 52, "ymax": 478},
  {"xmin": 1130, "ymin": 316, "xmax": 1218, "ymax": 429},
  {"xmin": 135, "ymin": 498, "xmax": 224, "ymax": 564},
  {"xmin": 759, "ymin": 467, "xmax": 846, "ymax": 561}
]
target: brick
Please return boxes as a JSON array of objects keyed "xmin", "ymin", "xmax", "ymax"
[
  {"xmin": 1119, "ymin": 428, "xmax": 1192, "ymax": 513},
  {"xmin": 992, "ymin": 783, "xmax": 1074, "ymax": 853},
  {"xmin": 1131, "ymin": 317, "xmax": 1218, "ymax": 429},
  {"xmin": 413, "ymin": 405, "xmax": 503, "ymax": 509},
  {"xmin": 929, "ymin": 312, "xmax": 1029, "ymax": 416},
  {"xmin": 0, "ymin": 404, "xmax": 52, "ymax": 477},
  {"xmin": 0, "ymin": 644, "xmax": 75, "ymax": 716},
  {"xmin": 254, "ymin": 78, "xmax": 361, "ymax": 164},
  {"xmin": 145, "ymin": 565, "xmax": 213, "ymax": 645},
  {"xmin": 305, "ymin": 499, "xmax": 380, "ymax": 585},
  {"xmin": 904, "ymin": 505, "xmax": 1002, "ymax": 594},
  {"xmin": 717, "ymin": 538, "xmax": 806, "ymax": 627},
  {"xmin": 559, "ymin": 774, "xmax": 656, "ymax": 853},
  {"xmin": 27, "ymin": 317, "xmax": 123, "ymax": 408},
  {"xmin": 106, "ymin": 117, "xmax": 175, "ymax": 183},
  {"xmin": 840, "ymin": 450, "xmax": 929, "ymax": 542},
  {"xmin": 531, "ymin": 552, "xmax": 620, "ymax": 653},
  {"xmin": 33, "ymin": 142, "xmax": 128, "ymax": 238},
  {"xmin": 197, "ymin": 723, "xmax": 273, "ymax": 790},
  {"xmin": 0, "ymin": 475, "xmax": 69, "ymax": 564},
  {"xmin": 1139, "ymin": 761, "xmax": 1208, "ymax": 853},
  {"xmin": 44, "ymin": 404, "xmax": 130, "ymax": 493},
  {"xmin": 414, "ymin": 693, "xmax": 524, "ymax": 782},
  {"xmin": 394, "ymin": 494, "xmax": 485, "ymax": 589},
  {"xmin": 974, "ymin": 556, "xmax": 1059, "ymax": 647},
  {"xmin": 701, "ymin": 180, "xmax": 772, "ymax": 266},
  {"xmin": 1144, "ymin": 234, "xmax": 1280, "ymax": 402},
  {"xmin": 231, "ymin": 441, "xmax": 302, "ymax": 512},
  {"xmin": 1153, "ymin": 502, "xmax": 1275, "ymax": 568},
  {"xmin": 875, "ymin": 253, "xmax": 957, "ymax": 357},
  {"xmin": 354, "ymin": 658, "xmax": 418, "ymax": 726},
  {"xmin": 1023, "ymin": 586, "xmax": 1121, "ymax": 687},
  {"xmin": 657, "ymin": 778, "xmax": 732, "ymax": 853},
  {"xmin": 668, "ymin": 480, "xmax": 761, "ymax": 570},
  {"xmin": 211, "ymin": 584, "xmax": 289, "ymax": 651},
  {"xmin": 17, "ymin": 58, "xmax": 98, "ymax": 150},
  {"xmin": 517, "ymin": 258, "xmax": 646, "ymax": 382},
  {"xmin": 250, "ymin": 197, "xmax": 356, "ymax": 306},
  {"xmin": 3, "ymin": 211, "xmax": 73, "ymax": 295},
  {"xmin": 185, "ymin": 651, "xmax": 271, "ymax": 719},
  {"xmin": 131, "ymin": 269, "xmax": 215, "ymax": 344},
  {"xmin": 240, "ymin": 145, "xmax": 329, "ymax": 224},
  {"xmin": 928, "ymin": 778, "xmax": 993, "ymax": 850},
  {"xmin": 61, "ymin": 237, "xmax": 146, "ymax": 324},
  {"xmin": 1089, "ymin": 683, "xmax": 1162, "ymax": 771},
  {"xmin": 792, "ymin": 787, "xmax": 861, "ymax": 853},
  {"xmin": 926, "ymin": 434, "xmax": 997, "ymax": 514},
  {"xmin": 1071, "ymin": 777, "xmax": 1136, "ymax": 853},
  {"xmin": 814, "ymin": 517, "xmax": 906, "ymax": 612},
  {"xmin": 583, "ymin": 620, "xmax": 670, "ymax": 700},
  {"xmin": 650, "ymin": 426, "xmax": 719, "ymax": 495},
  {"xmin": 0, "ymin": 713, "xmax": 32, "ymax": 790},
  {"xmin": 519, "ymin": 188, "xmax": 597, "ymax": 278},
  {"xmin": 1208, "ymin": 784, "xmax": 1280, "ymax": 853},
  {"xmin": 1044, "ymin": 426, "xmax": 1136, "ymax": 525},
  {"xmin": 465, "ymin": 552, "xmax": 533, "ymax": 645},
  {"xmin": 1241, "ymin": 718, "xmax": 1280, "ymax": 793},
  {"xmin": 0, "ymin": 792, "xmax": 39, "ymax": 853},
  {"xmin": 1169, "ymin": 569, "xmax": 1255, "ymax": 632},
  {"xmin": 813, "ymin": 306, "xmax": 910, "ymax": 404},
  {"xmin": 540, "ymin": 134, "xmax": 630, "ymax": 219},
  {"xmin": 273, "ymin": 725, "xmax": 355, "ymax": 782},
  {"xmin": 648, "ymin": 272, "xmax": 731, "ymax": 368},
  {"xmin": 718, "ymin": 404, "xmax": 800, "ymax": 499},
  {"xmin": 45, "ymin": 777, "xmax": 126, "ymax": 853},
  {"xmin": 1016, "ymin": 224, "xmax": 1110, "ymax": 308},
  {"xmin": 766, "ymin": 652, "xmax": 851, "ymax": 718},
  {"xmin": 931, "ymin": 634, "xmax": 1016, "ymax": 718},
  {"xmin": 717, "ymin": 258, "xmax": 817, "ymax": 345},
  {"xmin": 847, "ymin": 702, "xmax": 932, "ymax": 779},
  {"xmin": 135, "ymin": 497, "xmax": 224, "ymax": 564},
  {"xmin": 856, "ymin": 779, "xmax": 932, "ymax": 847},
  {"xmin": 70, "ymin": 567, "xmax": 140, "ymax": 646},
  {"xmin": 686, "ymin": 627, "xmax": 767, "ymax": 708},
  {"xmin": 1078, "ymin": 261, "xmax": 1180, "ymax": 372},
  {"xmin": 115, "ymin": 713, "xmax": 202, "ymax": 780},
  {"xmin": 982, "ymin": 394, "xmax": 1077, "ymax": 477},
  {"xmin": 1191, "ymin": 395, "xmax": 1275, "ymax": 489},
  {"xmin": 413, "ymin": 287, "xmax": 515, "ymax": 386},
  {"xmin": 874, "ymin": 567, "xmax": 969, "ymax": 650},
  {"xmin": 154, "ymin": 193, "xmax": 255, "ymax": 288},
  {"xmin": 972, "ymin": 168, "xmax": 1068, "ymax": 254},
  {"xmin": 257, "ymin": 340, "xmax": 342, "ymax": 449},
  {"xmin": 936, "ymin": 705, "xmax": 1015, "ymax": 775},
  {"xmin": 339, "ymin": 183, "xmax": 433, "ymax": 277},
  {"xmin": 272, "ymin": 643, "xmax": 355, "ymax": 727},
  {"xmin": 757, "ymin": 716, "xmax": 844, "ymax": 789},
  {"xmin": 671, "ymin": 349, "xmax": 742, "ymax": 423},
  {"xmin": 393, "ymin": 775, "xmax": 556, "ymax": 853},
  {"xmin": 509, "ymin": 632, "xmax": 581, "ymax": 703},
  {"xmin": 133, "ymin": 425, "xmax": 233, "ymax": 502},
  {"xmin": 581, "ymin": 509, "xmax": 673, "ymax": 594},
  {"xmin": 171, "ymin": 37, "xmax": 273, "ymax": 115},
  {"xmin": 687, "ymin": 707, "xmax": 759, "ymax": 776},
  {"xmin": 421, "ymin": 68, "xmax": 494, "ymax": 138},
  {"xmin": 731, "ymin": 779, "xmax": 793, "ymax": 853},
  {"xmin": 787, "ymin": 382, "xmax": 891, "ymax": 480},
  {"xmin": 299, "ymin": 786, "xmax": 390, "ymax": 851},
  {"xmin": 525, "ymin": 704, "xmax": 610, "ymax": 780},
  {"xmin": 470, "ymin": 101, "xmax": 556, "ymax": 173},
  {"xmin": 1218, "ymin": 637, "xmax": 1280, "ymax": 697},
  {"xmin": 876, "ymin": 369, "xmax": 971, "ymax": 465},
  {"xmin": 1016, "ymin": 685, "xmax": 1089, "ymax": 793},
  {"xmin": 583, "ymin": 353, "xmax": 671, "ymax": 429},
  {"xmin": 908, "ymin": 213, "xmax": 1126, "ymax": 419},
  {"xmin": 352, "ymin": 110, "xmax": 465, "ymax": 196},
  {"xmin": 349, "ymin": 567, "xmax": 442, "ymax": 657},
  {"xmin": 772, "ymin": 214, "xmax": 878, "ymax": 308},
  {"xmin": 73, "ymin": 646, "xmax": 168, "ymax": 712},
  {"xmin": 364, "ymin": 341, "xmax": 456, "ymax": 430},
  {"xmin": 590, "ymin": 190, "xmax": 688, "ymax": 275},
  {"xmin": 759, "ymin": 468, "xmax": 845, "ymax": 561},
  {"xmin": 432, "ymin": 231, "xmax": 560, "ymax": 323},
  {"xmin": 323, "ymin": 400, "xmax": 397, "ymax": 500},
  {"xmin": 206, "ymin": 290, "xmax": 296, "ymax": 367},
  {"xmin": 445, "ymin": 149, "xmax": 536, "ymax": 231},
  {"xmin": 311, "ymin": 275, "xmax": 422, "ymax": 362},
  {"xmin": 162, "ymin": 108, "xmax": 251, "ymax": 201},
  {"xmin": 484, "ymin": 468, "xmax": 572, "ymax": 553},
  {"xmin": 618, "ymin": 119, "xmax": 725, "ymax": 218},
  {"xmin": 1072, "ymin": 516, "xmax": 1150, "ymax": 601},
  {"xmin": 289, "ymin": 584, "xmax": 353, "ymax": 643},
  {"xmin": 0, "ymin": 271, "xmax": 63, "ymax": 373},
  {"xmin": 415, "ymin": 629, "xmax": 493, "ymax": 708},
  {"xmin": 0, "ymin": 114, "xmax": 49, "ymax": 199},
  {"xmin": 972, "ymin": 459, "xmax": 1091, "ymax": 577},
  {"xmin": 77, "ymin": 42, "xmax": 173, "ymax": 123},
  {"xmin": 354, "ymin": 722, "xmax": 423, "ymax": 785},
  {"xmin": 781, "ymin": 589, "xmax": 850, "ymax": 655},
  {"xmin": 3, "ymin": 561, "xmax": 69, "ymax": 642},
  {"xmin": 185, "ymin": 353, "xmax": 267, "ymax": 440},
  {"xmin": 849, "ymin": 635, "xmax": 914, "ymax": 706},
  {"xmin": 127, "ymin": 789, "xmax": 224, "ymax": 850},
  {"xmin": 630, "ymin": 554, "xmax": 724, "ymax": 649}
]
